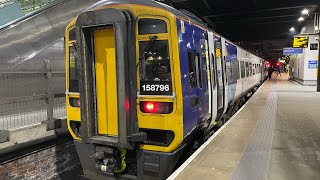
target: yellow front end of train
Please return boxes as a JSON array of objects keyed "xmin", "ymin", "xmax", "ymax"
[{"xmin": 65, "ymin": 3, "xmax": 185, "ymax": 179}]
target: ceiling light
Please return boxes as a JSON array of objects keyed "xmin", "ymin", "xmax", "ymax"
[
  {"xmin": 302, "ymin": 9, "xmax": 309, "ymax": 15},
  {"xmin": 290, "ymin": 27, "xmax": 295, "ymax": 32},
  {"xmin": 298, "ymin": 17, "xmax": 304, "ymax": 21}
]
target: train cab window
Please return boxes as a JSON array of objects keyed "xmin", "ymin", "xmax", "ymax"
[
  {"xmin": 138, "ymin": 17, "xmax": 173, "ymax": 95},
  {"xmin": 240, "ymin": 61, "xmax": 245, "ymax": 78},
  {"xmin": 69, "ymin": 46, "xmax": 79, "ymax": 92},
  {"xmin": 245, "ymin": 62, "xmax": 249, "ymax": 77},
  {"xmin": 138, "ymin": 19, "xmax": 167, "ymax": 35},
  {"xmin": 139, "ymin": 40, "xmax": 171, "ymax": 81},
  {"xmin": 69, "ymin": 28, "xmax": 76, "ymax": 41},
  {"xmin": 188, "ymin": 52, "xmax": 202, "ymax": 89}
]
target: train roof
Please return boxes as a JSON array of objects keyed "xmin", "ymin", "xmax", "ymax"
[
  {"xmin": 85, "ymin": 0, "xmax": 207, "ymax": 27},
  {"xmin": 84, "ymin": 0, "xmax": 264, "ymax": 61}
]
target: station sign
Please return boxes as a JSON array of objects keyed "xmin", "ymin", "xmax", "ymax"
[
  {"xmin": 283, "ymin": 47, "xmax": 303, "ymax": 55},
  {"xmin": 310, "ymin": 43, "xmax": 318, "ymax": 50},
  {"xmin": 308, "ymin": 60, "xmax": 318, "ymax": 69},
  {"xmin": 293, "ymin": 36, "xmax": 309, "ymax": 48}
]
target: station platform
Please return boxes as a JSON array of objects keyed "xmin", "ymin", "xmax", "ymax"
[{"xmin": 168, "ymin": 74, "xmax": 320, "ymax": 180}]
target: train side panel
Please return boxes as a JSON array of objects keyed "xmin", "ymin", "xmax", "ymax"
[{"xmin": 176, "ymin": 18, "xmax": 210, "ymax": 137}]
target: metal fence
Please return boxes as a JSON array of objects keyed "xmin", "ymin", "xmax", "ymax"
[
  {"xmin": 0, "ymin": 58, "xmax": 66, "ymax": 131},
  {"xmin": 0, "ymin": 0, "xmax": 68, "ymax": 131}
]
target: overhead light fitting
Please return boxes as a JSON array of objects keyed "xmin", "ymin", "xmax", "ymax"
[
  {"xmin": 298, "ymin": 17, "xmax": 304, "ymax": 21},
  {"xmin": 302, "ymin": 9, "xmax": 309, "ymax": 15},
  {"xmin": 290, "ymin": 27, "xmax": 295, "ymax": 32}
]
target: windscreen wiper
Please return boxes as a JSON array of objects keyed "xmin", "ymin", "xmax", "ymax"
[
  {"xmin": 138, "ymin": 35, "xmax": 158, "ymax": 60},
  {"xmin": 137, "ymin": 35, "xmax": 158, "ymax": 71}
]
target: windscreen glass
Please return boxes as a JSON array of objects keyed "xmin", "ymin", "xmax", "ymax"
[{"xmin": 139, "ymin": 40, "xmax": 172, "ymax": 95}]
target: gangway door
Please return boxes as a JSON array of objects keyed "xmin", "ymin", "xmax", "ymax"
[
  {"xmin": 75, "ymin": 8, "xmax": 145, "ymax": 148},
  {"xmin": 94, "ymin": 28, "xmax": 118, "ymax": 136}
]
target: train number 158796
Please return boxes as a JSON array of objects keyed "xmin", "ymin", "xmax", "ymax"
[
  {"xmin": 140, "ymin": 81, "xmax": 172, "ymax": 95},
  {"xmin": 142, "ymin": 84, "xmax": 170, "ymax": 92}
]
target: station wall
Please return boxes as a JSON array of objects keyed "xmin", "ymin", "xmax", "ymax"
[
  {"xmin": 290, "ymin": 34, "xmax": 319, "ymax": 85},
  {"xmin": 0, "ymin": 141, "xmax": 80, "ymax": 180}
]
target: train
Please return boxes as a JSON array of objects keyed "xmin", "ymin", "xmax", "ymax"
[{"xmin": 65, "ymin": 0, "xmax": 268, "ymax": 179}]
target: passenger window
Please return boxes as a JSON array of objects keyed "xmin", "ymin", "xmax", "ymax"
[
  {"xmin": 138, "ymin": 19, "xmax": 167, "ymax": 35},
  {"xmin": 249, "ymin": 63, "xmax": 253, "ymax": 76},
  {"xmin": 260, "ymin": 64, "xmax": 262, "ymax": 73},
  {"xmin": 188, "ymin": 52, "xmax": 202, "ymax": 89},
  {"xmin": 252, "ymin": 64, "xmax": 256, "ymax": 75},
  {"xmin": 245, "ymin": 62, "xmax": 249, "ymax": 77},
  {"xmin": 258, "ymin": 64, "xmax": 261, "ymax": 73},
  {"xmin": 241, "ymin": 61, "xmax": 245, "ymax": 78},
  {"xmin": 232, "ymin": 60, "xmax": 240, "ymax": 80},
  {"xmin": 200, "ymin": 39, "xmax": 209, "ymax": 92}
]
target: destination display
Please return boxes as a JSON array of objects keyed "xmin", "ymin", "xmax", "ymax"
[{"xmin": 293, "ymin": 36, "xmax": 309, "ymax": 48}]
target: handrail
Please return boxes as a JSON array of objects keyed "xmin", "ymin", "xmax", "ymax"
[
  {"xmin": 0, "ymin": 0, "xmax": 15, "ymax": 7},
  {"xmin": 0, "ymin": 0, "xmax": 66, "ymax": 31}
]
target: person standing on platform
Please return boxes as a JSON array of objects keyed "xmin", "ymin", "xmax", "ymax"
[
  {"xmin": 268, "ymin": 67, "xmax": 273, "ymax": 79},
  {"xmin": 277, "ymin": 66, "xmax": 281, "ymax": 76}
]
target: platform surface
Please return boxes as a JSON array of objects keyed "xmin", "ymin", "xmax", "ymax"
[{"xmin": 169, "ymin": 74, "xmax": 320, "ymax": 180}]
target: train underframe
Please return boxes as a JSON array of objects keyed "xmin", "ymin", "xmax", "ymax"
[{"xmin": 74, "ymin": 140, "xmax": 185, "ymax": 180}]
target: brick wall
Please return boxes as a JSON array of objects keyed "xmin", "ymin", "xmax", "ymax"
[{"xmin": 0, "ymin": 141, "xmax": 81, "ymax": 180}]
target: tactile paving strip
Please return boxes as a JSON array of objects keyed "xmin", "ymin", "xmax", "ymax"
[{"xmin": 232, "ymin": 81, "xmax": 278, "ymax": 180}]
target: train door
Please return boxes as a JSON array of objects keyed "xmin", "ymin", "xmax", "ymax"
[
  {"xmin": 186, "ymin": 51, "xmax": 207, "ymax": 128},
  {"xmin": 214, "ymin": 36, "xmax": 225, "ymax": 117},
  {"xmin": 207, "ymin": 32, "xmax": 218, "ymax": 122}
]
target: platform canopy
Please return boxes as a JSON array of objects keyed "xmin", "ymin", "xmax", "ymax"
[{"xmin": 164, "ymin": 0, "xmax": 320, "ymax": 60}]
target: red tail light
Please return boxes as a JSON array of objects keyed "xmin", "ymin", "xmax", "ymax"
[
  {"xmin": 145, "ymin": 102, "xmax": 155, "ymax": 112},
  {"xmin": 140, "ymin": 102, "xmax": 173, "ymax": 114},
  {"xmin": 126, "ymin": 100, "xmax": 130, "ymax": 111}
]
